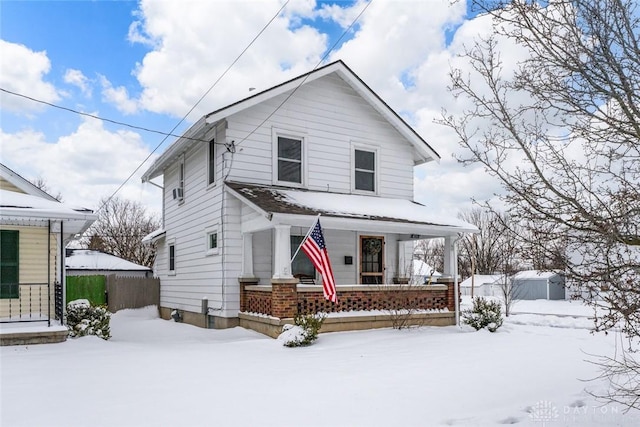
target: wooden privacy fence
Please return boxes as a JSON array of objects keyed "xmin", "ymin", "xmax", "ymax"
[{"xmin": 105, "ymin": 275, "xmax": 160, "ymax": 313}]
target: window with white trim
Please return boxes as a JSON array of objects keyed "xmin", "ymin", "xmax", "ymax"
[
  {"xmin": 205, "ymin": 225, "xmax": 220, "ymax": 256},
  {"xmin": 207, "ymin": 140, "xmax": 215, "ymax": 186},
  {"xmin": 276, "ymin": 135, "xmax": 303, "ymax": 185},
  {"xmin": 168, "ymin": 240, "xmax": 176, "ymax": 275},
  {"xmin": 354, "ymin": 148, "xmax": 376, "ymax": 192}
]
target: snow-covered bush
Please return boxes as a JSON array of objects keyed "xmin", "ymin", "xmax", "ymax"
[
  {"xmin": 278, "ymin": 313, "xmax": 326, "ymax": 347},
  {"xmin": 462, "ymin": 297, "xmax": 503, "ymax": 332},
  {"xmin": 67, "ymin": 299, "xmax": 111, "ymax": 340}
]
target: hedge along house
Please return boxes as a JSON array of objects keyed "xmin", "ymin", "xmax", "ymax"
[
  {"xmin": 141, "ymin": 61, "xmax": 478, "ymax": 337},
  {"xmin": 0, "ymin": 163, "xmax": 97, "ymax": 345}
]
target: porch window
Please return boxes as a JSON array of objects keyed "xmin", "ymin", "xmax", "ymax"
[
  {"xmin": 277, "ymin": 136, "xmax": 302, "ymax": 184},
  {"xmin": 360, "ymin": 236, "xmax": 384, "ymax": 284},
  {"xmin": 291, "ymin": 235, "xmax": 315, "ymax": 280},
  {"xmin": 0, "ymin": 230, "xmax": 19, "ymax": 299},
  {"xmin": 354, "ymin": 149, "xmax": 376, "ymax": 192}
]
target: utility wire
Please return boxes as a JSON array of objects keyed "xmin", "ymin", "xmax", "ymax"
[
  {"xmin": 0, "ymin": 87, "xmax": 221, "ymax": 144},
  {"xmin": 96, "ymin": 0, "xmax": 290, "ymax": 213},
  {"xmin": 229, "ymin": 0, "xmax": 373, "ymax": 154}
]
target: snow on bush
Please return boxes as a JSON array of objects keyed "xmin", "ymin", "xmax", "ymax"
[
  {"xmin": 278, "ymin": 313, "xmax": 326, "ymax": 347},
  {"xmin": 67, "ymin": 299, "xmax": 111, "ymax": 340},
  {"xmin": 462, "ymin": 297, "xmax": 503, "ymax": 332}
]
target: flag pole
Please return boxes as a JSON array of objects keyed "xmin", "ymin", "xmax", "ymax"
[{"xmin": 290, "ymin": 213, "xmax": 321, "ymax": 263}]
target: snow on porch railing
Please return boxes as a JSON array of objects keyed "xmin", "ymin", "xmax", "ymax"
[
  {"xmin": 240, "ymin": 282, "xmax": 455, "ymax": 318},
  {"xmin": 0, "ymin": 282, "xmax": 52, "ymax": 325}
]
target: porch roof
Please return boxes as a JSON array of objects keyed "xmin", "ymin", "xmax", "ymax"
[
  {"xmin": 0, "ymin": 189, "xmax": 96, "ymax": 235},
  {"xmin": 225, "ymin": 182, "xmax": 478, "ymax": 236}
]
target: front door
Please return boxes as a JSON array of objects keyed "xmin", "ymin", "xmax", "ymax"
[{"xmin": 360, "ymin": 236, "xmax": 384, "ymax": 284}]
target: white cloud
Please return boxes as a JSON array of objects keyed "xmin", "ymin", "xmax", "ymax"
[
  {"xmin": 99, "ymin": 75, "xmax": 139, "ymax": 114},
  {"xmin": 119, "ymin": 0, "xmax": 328, "ymax": 119},
  {"xmin": 0, "ymin": 40, "xmax": 60, "ymax": 114},
  {"xmin": 0, "ymin": 118, "xmax": 160, "ymax": 215},
  {"xmin": 64, "ymin": 69, "xmax": 92, "ymax": 97}
]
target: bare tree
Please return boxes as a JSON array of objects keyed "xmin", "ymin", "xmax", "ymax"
[
  {"xmin": 29, "ymin": 176, "xmax": 63, "ymax": 202},
  {"xmin": 414, "ymin": 238, "xmax": 444, "ymax": 275},
  {"xmin": 457, "ymin": 208, "xmax": 510, "ymax": 277},
  {"xmin": 83, "ymin": 196, "xmax": 161, "ymax": 268},
  {"xmin": 441, "ymin": 0, "xmax": 640, "ymax": 409}
]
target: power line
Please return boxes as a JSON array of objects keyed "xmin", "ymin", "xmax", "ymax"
[
  {"xmin": 97, "ymin": 0, "xmax": 290, "ymax": 214},
  {"xmin": 0, "ymin": 87, "xmax": 219, "ymax": 144},
  {"xmin": 230, "ymin": 0, "xmax": 373, "ymax": 154}
]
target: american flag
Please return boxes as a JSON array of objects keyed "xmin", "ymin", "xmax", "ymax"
[{"xmin": 301, "ymin": 218, "xmax": 337, "ymax": 303}]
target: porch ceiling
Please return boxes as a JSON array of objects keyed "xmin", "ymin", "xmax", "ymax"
[{"xmin": 225, "ymin": 181, "xmax": 478, "ymax": 236}]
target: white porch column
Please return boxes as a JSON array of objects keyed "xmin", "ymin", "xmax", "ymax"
[
  {"xmin": 240, "ymin": 233, "xmax": 255, "ymax": 278},
  {"xmin": 272, "ymin": 225, "xmax": 293, "ymax": 279},
  {"xmin": 443, "ymin": 236, "xmax": 456, "ymax": 277}
]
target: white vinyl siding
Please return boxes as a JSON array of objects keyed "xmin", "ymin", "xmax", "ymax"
[{"xmin": 223, "ymin": 74, "xmax": 415, "ymax": 199}]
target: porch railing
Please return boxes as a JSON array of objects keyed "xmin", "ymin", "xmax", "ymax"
[{"xmin": 0, "ymin": 282, "xmax": 52, "ymax": 325}]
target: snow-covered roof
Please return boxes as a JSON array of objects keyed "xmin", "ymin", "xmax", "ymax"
[
  {"xmin": 226, "ymin": 182, "xmax": 479, "ymax": 236},
  {"xmin": 142, "ymin": 228, "xmax": 166, "ymax": 244},
  {"xmin": 142, "ymin": 60, "xmax": 439, "ymax": 182},
  {"xmin": 459, "ymin": 274, "xmax": 504, "ymax": 288},
  {"xmin": 66, "ymin": 249, "xmax": 150, "ymax": 272},
  {"xmin": 513, "ymin": 270, "xmax": 560, "ymax": 280},
  {"xmin": 412, "ymin": 260, "xmax": 441, "ymax": 277},
  {"xmin": 0, "ymin": 189, "xmax": 96, "ymax": 234}
]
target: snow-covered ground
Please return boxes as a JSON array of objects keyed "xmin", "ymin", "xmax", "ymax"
[{"xmin": 2, "ymin": 299, "xmax": 639, "ymax": 427}]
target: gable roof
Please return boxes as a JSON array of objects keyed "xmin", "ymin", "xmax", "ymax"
[
  {"xmin": 142, "ymin": 60, "xmax": 439, "ymax": 182},
  {"xmin": 66, "ymin": 249, "xmax": 151, "ymax": 272},
  {"xmin": 459, "ymin": 274, "xmax": 504, "ymax": 288},
  {"xmin": 225, "ymin": 181, "xmax": 478, "ymax": 235},
  {"xmin": 0, "ymin": 163, "xmax": 59, "ymax": 201}
]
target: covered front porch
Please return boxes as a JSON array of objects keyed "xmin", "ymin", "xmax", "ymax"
[{"xmin": 226, "ymin": 182, "xmax": 477, "ymax": 336}]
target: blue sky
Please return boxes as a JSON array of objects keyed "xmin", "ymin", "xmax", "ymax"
[{"xmin": 0, "ymin": 0, "xmax": 500, "ymax": 215}]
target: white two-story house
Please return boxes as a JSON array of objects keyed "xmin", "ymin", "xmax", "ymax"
[{"xmin": 141, "ymin": 61, "xmax": 477, "ymax": 336}]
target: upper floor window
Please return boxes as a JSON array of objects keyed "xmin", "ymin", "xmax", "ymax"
[
  {"xmin": 354, "ymin": 148, "xmax": 376, "ymax": 192},
  {"xmin": 277, "ymin": 136, "xmax": 302, "ymax": 185},
  {"xmin": 207, "ymin": 140, "xmax": 216, "ymax": 186}
]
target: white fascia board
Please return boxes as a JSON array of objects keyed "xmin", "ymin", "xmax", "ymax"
[
  {"xmin": 141, "ymin": 117, "xmax": 210, "ymax": 182},
  {"xmin": 0, "ymin": 164, "xmax": 59, "ymax": 201},
  {"xmin": 271, "ymin": 213, "xmax": 477, "ymax": 236}
]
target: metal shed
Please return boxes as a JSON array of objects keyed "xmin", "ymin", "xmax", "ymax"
[{"xmin": 512, "ymin": 270, "xmax": 565, "ymax": 300}]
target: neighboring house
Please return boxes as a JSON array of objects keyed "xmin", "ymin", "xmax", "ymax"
[
  {"xmin": 66, "ymin": 249, "xmax": 152, "ymax": 278},
  {"xmin": 459, "ymin": 274, "xmax": 504, "ymax": 297},
  {"xmin": 0, "ymin": 163, "xmax": 96, "ymax": 345},
  {"xmin": 512, "ymin": 270, "xmax": 565, "ymax": 300},
  {"xmin": 141, "ymin": 60, "xmax": 478, "ymax": 336}
]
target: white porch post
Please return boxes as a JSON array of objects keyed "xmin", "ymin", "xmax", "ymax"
[
  {"xmin": 240, "ymin": 233, "xmax": 255, "ymax": 278},
  {"xmin": 443, "ymin": 236, "xmax": 455, "ymax": 277},
  {"xmin": 272, "ymin": 225, "xmax": 293, "ymax": 279}
]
